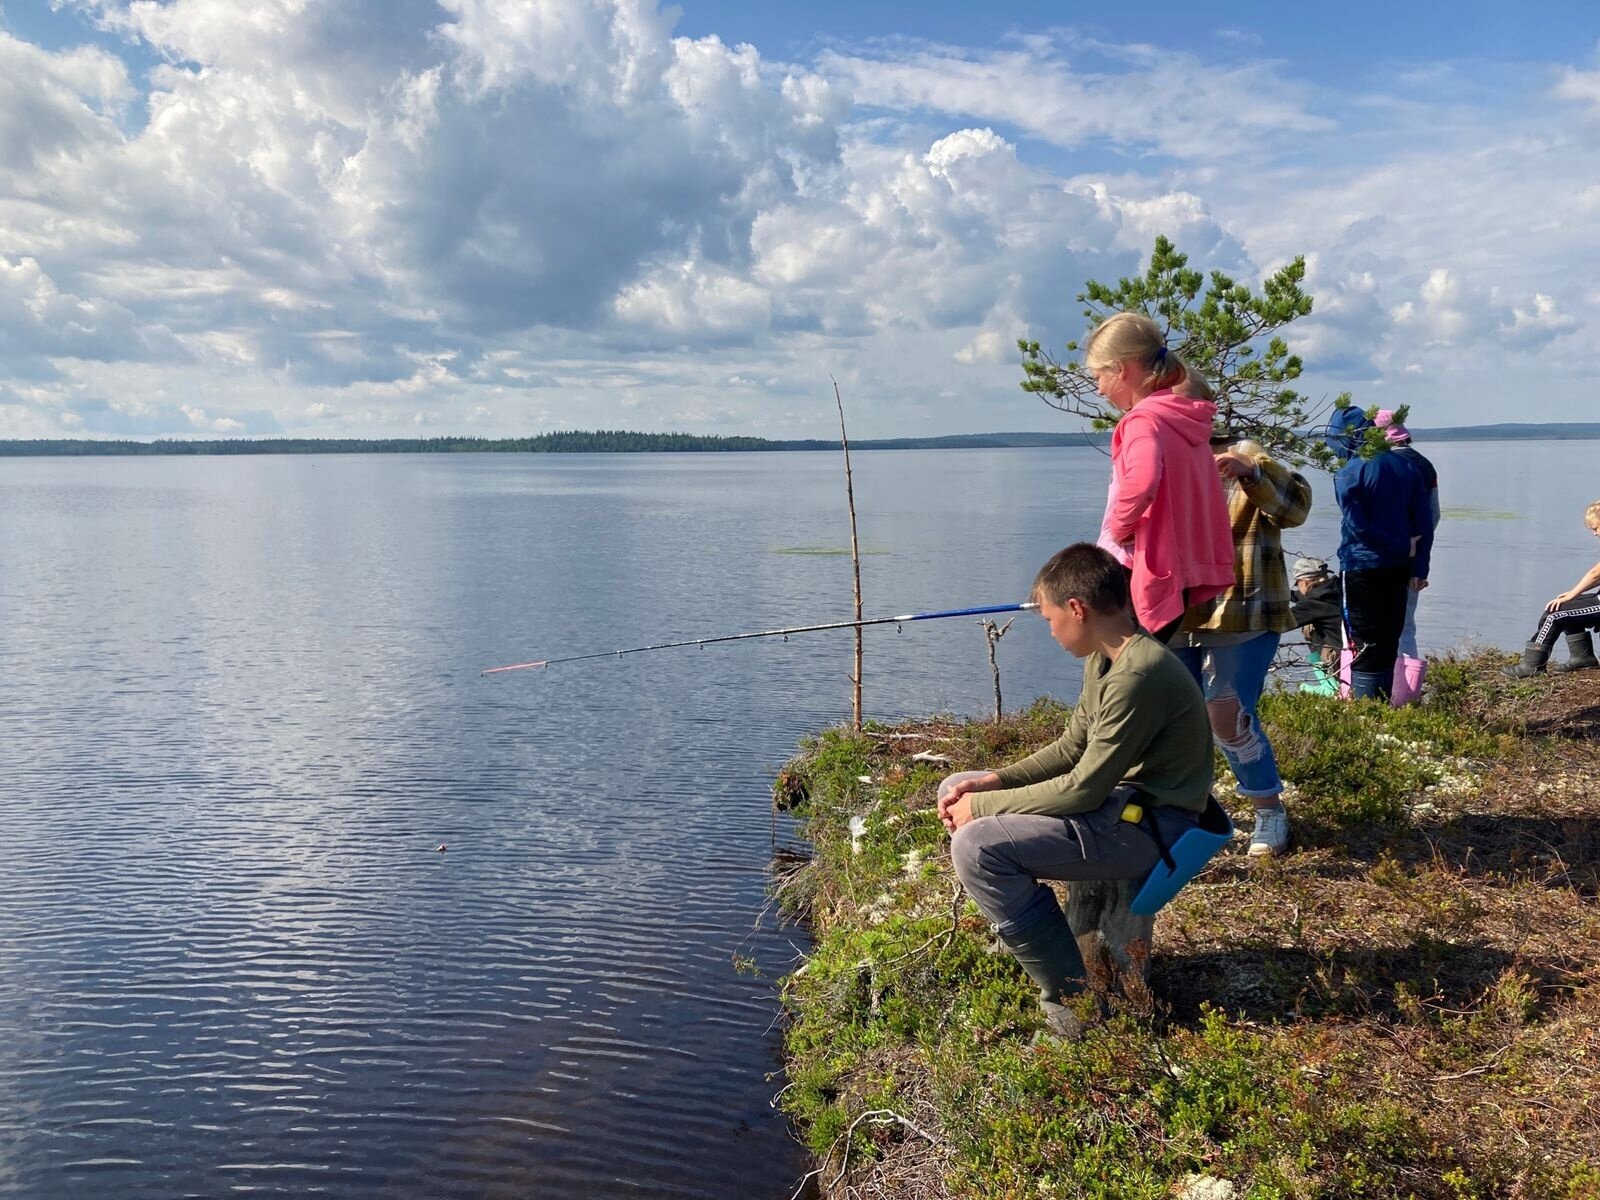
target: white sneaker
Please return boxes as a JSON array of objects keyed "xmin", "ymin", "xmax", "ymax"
[{"xmin": 1248, "ymin": 806, "xmax": 1290, "ymax": 857}]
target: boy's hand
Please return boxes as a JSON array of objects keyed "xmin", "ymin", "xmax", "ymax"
[
  {"xmin": 938, "ymin": 772, "xmax": 1001, "ymax": 833},
  {"xmin": 941, "ymin": 795, "xmax": 974, "ymax": 832},
  {"xmin": 1547, "ymin": 590, "xmax": 1575, "ymax": 612}
]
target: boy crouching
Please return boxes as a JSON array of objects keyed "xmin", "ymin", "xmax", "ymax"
[{"xmin": 939, "ymin": 542, "xmax": 1212, "ymax": 1038}]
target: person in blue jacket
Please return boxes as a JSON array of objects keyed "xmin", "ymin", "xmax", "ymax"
[
  {"xmin": 1374, "ymin": 409, "xmax": 1440, "ymax": 704},
  {"xmin": 1334, "ymin": 424, "xmax": 1433, "ymax": 700},
  {"xmin": 1324, "ymin": 398, "xmax": 1372, "ymax": 464}
]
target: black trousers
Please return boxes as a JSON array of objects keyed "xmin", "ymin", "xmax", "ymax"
[
  {"xmin": 1531, "ymin": 593, "xmax": 1600, "ymax": 648},
  {"xmin": 1342, "ymin": 565, "xmax": 1411, "ymax": 677},
  {"xmin": 1123, "ymin": 566, "xmax": 1192, "ymax": 645}
]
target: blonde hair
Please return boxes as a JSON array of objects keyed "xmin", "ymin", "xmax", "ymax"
[
  {"xmin": 1586, "ymin": 500, "xmax": 1600, "ymax": 528},
  {"xmin": 1082, "ymin": 311, "xmax": 1216, "ymax": 403}
]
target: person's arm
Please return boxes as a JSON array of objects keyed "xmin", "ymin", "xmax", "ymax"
[
  {"xmin": 987, "ymin": 703, "xmax": 1090, "ymax": 789},
  {"xmin": 1548, "ymin": 561, "xmax": 1600, "ymax": 611},
  {"xmin": 1408, "ymin": 468, "xmax": 1433, "ymax": 581},
  {"xmin": 1290, "ymin": 590, "xmax": 1341, "ymax": 628},
  {"xmin": 968, "ymin": 671, "xmax": 1156, "ymax": 818},
  {"xmin": 1236, "ymin": 455, "xmax": 1311, "ymax": 530},
  {"xmin": 1333, "ymin": 460, "xmax": 1358, "ymax": 513},
  {"xmin": 938, "ymin": 698, "xmax": 1092, "ymax": 830},
  {"xmin": 1106, "ymin": 424, "xmax": 1162, "ymax": 544}
]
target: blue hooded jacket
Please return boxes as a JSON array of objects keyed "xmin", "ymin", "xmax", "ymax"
[
  {"xmin": 1334, "ymin": 448, "xmax": 1433, "ymax": 577},
  {"xmin": 1324, "ymin": 404, "xmax": 1372, "ymax": 463}
]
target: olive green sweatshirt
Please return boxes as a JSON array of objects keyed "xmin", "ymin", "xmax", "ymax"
[{"xmin": 970, "ymin": 632, "xmax": 1212, "ymax": 818}]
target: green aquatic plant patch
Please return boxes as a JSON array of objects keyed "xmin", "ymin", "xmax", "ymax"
[
  {"xmin": 771, "ymin": 545, "xmax": 889, "ymax": 555},
  {"xmin": 1440, "ymin": 506, "xmax": 1524, "ymax": 521}
]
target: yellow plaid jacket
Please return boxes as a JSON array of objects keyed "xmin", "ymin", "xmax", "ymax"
[{"xmin": 1181, "ymin": 454, "xmax": 1313, "ymax": 635}]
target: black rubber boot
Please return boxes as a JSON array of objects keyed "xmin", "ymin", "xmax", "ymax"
[
  {"xmin": 999, "ymin": 900, "xmax": 1092, "ymax": 1040},
  {"xmin": 1503, "ymin": 642, "xmax": 1551, "ymax": 678},
  {"xmin": 1550, "ymin": 631, "xmax": 1600, "ymax": 673}
]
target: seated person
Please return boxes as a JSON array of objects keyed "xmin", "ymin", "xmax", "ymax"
[
  {"xmin": 1289, "ymin": 555, "xmax": 1344, "ymax": 693},
  {"xmin": 1505, "ymin": 500, "xmax": 1600, "ymax": 677},
  {"xmin": 938, "ymin": 542, "xmax": 1211, "ymax": 1038}
]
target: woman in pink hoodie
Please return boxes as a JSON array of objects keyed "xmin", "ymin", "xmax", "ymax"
[{"xmin": 1084, "ymin": 313, "xmax": 1234, "ymax": 641}]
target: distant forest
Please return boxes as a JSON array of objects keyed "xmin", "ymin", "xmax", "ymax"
[
  {"xmin": 0, "ymin": 430, "xmax": 1102, "ymax": 456},
  {"xmin": 1, "ymin": 423, "xmax": 1597, "ymax": 457}
]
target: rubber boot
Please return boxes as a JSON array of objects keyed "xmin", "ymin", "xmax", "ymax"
[
  {"xmin": 1348, "ymin": 669, "xmax": 1390, "ymax": 701},
  {"xmin": 1388, "ymin": 659, "xmax": 1414, "ymax": 706},
  {"xmin": 998, "ymin": 899, "xmax": 1092, "ymax": 1040},
  {"xmin": 1550, "ymin": 631, "xmax": 1600, "ymax": 674},
  {"xmin": 1390, "ymin": 655, "xmax": 1427, "ymax": 706},
  {"xmin": 1502, "ymin": 642, "xmax": 1550, "ymax": 679},
  {"xmin": 1300, "ymin": 653, "xmax": 1339, "ymax": 696}
]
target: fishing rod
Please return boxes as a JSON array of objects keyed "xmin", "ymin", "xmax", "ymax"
[{"xmin": 481, "ymin": 602, "xmax": 1039, "ymax": 675}]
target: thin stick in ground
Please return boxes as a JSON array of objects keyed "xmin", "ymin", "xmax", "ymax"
[
  {"xmin": 981, "ymin": 617, "xmax": 1013, "ymax": 720},
  {"xmin": 833, "ymin": 377, "xmax": 864, "ymax": 731}
]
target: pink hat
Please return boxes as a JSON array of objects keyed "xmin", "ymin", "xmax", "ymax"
[{"xmin": 1374, "ymin": 408, "xmax": 1410, "ymax": 443}]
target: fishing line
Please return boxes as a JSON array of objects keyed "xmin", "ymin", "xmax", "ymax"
[{"xmin": 482, "ymin": 602, "xmax": 1038, "ymax": 675}]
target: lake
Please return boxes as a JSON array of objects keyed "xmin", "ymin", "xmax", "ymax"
[{"xmin": 0, "ymin": 441, "xmax": 1591, "ymax": 1199}]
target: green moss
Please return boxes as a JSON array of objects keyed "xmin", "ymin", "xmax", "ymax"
[
  {"xmin": 772, "ymin": 665, "xmax": 1596, "ymax": 1198},
  {"xmin": 1256, "ymin": 685, "xmax": 1509, "ymax": 845}
]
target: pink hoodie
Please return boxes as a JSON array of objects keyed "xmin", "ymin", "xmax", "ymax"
[{"xmin": 1104, "ymin": 389, "xmax": 1234, "ymax": 631}]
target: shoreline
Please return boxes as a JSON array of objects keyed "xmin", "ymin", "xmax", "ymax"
[
  {"xmin": 7, "ymin": 423, "xmax": 1600, "ymax": 457},
  {"xmin": 768, "ymin": 654, "xmax": 1600, "ymax": 1198}
]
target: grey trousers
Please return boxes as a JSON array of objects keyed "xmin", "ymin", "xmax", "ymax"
[{"xmin": 950, "ymin": 792, "xmax": 1196, "ymax": 936}]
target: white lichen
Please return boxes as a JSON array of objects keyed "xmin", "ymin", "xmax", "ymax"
[{"xmin": 1178, "ymin": 1175, "xmax": 1237, "ymax": 1200}]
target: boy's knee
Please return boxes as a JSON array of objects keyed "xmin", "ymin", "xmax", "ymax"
[{"xmin": 950, "ymin": 820, "xmax": 995, "ymax": 888}]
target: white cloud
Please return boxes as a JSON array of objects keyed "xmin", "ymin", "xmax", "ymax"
[
  {"xmin": 613, "ymin": 261, "xmax": 773, "ymax": 342},
  {"xmin": 0, "ymin": 31, "xmax": 132, "ymax": 181},
  {"xmin": 1505, "ymin": 292, "xmax": 1578, "ymax": 339},
  {"xmin": 0, "ymin": 4, "xmax": 1596, "ymax": 437},
  {"xmin": 1215, "ymin": 29, "xmax": 1265, "ymax": 50},
  {"xmin": 180, "ymin": 403, "xmax": 241, "ymax": 431},
  {"xmin": 1391, "ymin": 268, "xmax": 1476, "ymax": 343},
  {"xmin": 0, "ymin": 254, "xmax": 182, "ymax": 371},
  {"xmin": 1553, "ymin": 65, "xmax": 1600, "ymax": 113},
  {"xmin": 817, "ymin": 35, "xmax": 1333, "ymax": 160},
  {"xmin": 953, "ymin": 328, "xmax": 1010, "ymax": 365}
]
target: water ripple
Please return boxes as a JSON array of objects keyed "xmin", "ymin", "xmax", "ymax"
[{"xmin": 0, "ymin": 450, "xmax": 1205, "ymax": 1199}]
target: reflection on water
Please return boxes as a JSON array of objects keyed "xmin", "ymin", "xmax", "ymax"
[{"xmin": 0, "ymin": 442, "xmax": 1586, "ymax": 1198}]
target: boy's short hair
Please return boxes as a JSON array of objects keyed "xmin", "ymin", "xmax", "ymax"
[
  {"xmin": 1032, "ymin": 543, "xmax": 1129, "ymax": 614},
  {"xmin": 1586, "ymin": 500, "xmax": 1600, "ymax": 528}
]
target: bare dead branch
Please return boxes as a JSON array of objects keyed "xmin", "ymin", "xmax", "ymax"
[
  {"xmin": 979, "ymin": 617, "xmax": 1014, "ymax": 720},
  {"xmin": 833, "ymin": 377, "xmax": 864, "ymax": 731}
]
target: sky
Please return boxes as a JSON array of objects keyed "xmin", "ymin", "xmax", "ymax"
[{"xmin": 1, "ymin": 1, "xmax": 1597, "ymax": 440}]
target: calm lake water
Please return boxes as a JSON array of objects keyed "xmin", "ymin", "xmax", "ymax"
[{"xmin": 0, "ymin": 441, "xmax": 1591, "ymax": 1199}]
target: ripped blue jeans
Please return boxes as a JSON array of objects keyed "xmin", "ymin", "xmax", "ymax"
[{"xmin": 1172, "ymin": 632, "xmax": 1283, "ymax": 800}]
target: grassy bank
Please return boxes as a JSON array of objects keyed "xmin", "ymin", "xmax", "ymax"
[{"xmin": 770, "ymin": 654, "xmax": 1600, "ymax": 1199}]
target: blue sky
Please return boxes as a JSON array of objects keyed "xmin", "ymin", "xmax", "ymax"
[
  {"xmin": 1, "ymin": 0, "xmax": 1597, "ymax": 438},
  {"xmin": 672, "ymin": 1, "xmax": 1561, "ymax": 72}
]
